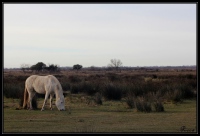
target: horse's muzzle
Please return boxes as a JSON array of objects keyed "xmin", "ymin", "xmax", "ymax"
[{"xmin": 59, "ymin": 109, "xmax": 65, "ymax": 111}]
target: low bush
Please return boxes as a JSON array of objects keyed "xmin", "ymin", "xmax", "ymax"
[
  {"xmin": 94, "ymin": 92, "xmax": 103, "ymax": 105},
  {"xmin": 70, "ymin": 84, "xmax": 81, "ymax": 94},
  {"xmin": 102, "ymin": 83, "xmax": 123, "ymax": 101},
  {"xmin": 176, "ymin": 84, "xmax": 194, "ymax": 99},
  {"xmin": 135, "ymin": 97, "xmax": 152, "ymax": 113},
  {"xmin": 68, "ymin": 75, "xmax": 82, "ymax": 83},
  {"xmin": 106, "ymin": 73, "xmax": 120, "ymax": 81},
  {"xmin": 125, "ymin": 95, "xmax": 135, "ymax": 109},
  {"xmin": 153, "ymin": 101, "xmax": 164, "ymax": 112},
  {"xmin": 4, "ymin": 83, "xmax": 24, "ymax": 99},
  {"xmin": 165, "ymin": 89, "xmax": 183, "ymax": 103},
  {"xmin": 61, "ymin": 82, "xmax": 71, "ymax": 91}
]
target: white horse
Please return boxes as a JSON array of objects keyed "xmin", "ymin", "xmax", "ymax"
[{"xmin": 23, "ymin": 75, "xmax": 65, "ymax": 111}]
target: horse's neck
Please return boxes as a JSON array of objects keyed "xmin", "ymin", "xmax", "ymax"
[{"xmin": 55, "ymin": 89, "xmax": 63, "ymax": 99}]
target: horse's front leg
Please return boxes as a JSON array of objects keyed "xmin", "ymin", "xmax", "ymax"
[
  {"xmin": 41, "ymin": 92, "xmax": 50, "ymax": 111},
  {"xmin": 50, "ymin": 93, "xmax": 54, "ymax": 110}
]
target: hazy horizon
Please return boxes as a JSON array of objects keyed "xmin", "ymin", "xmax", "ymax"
[{"xmin": 4, "ymin": 3, "xmax": 196, "ymax": 68}]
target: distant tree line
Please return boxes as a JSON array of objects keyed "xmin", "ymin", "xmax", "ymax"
[
  {"xmin": 21, "ymin": 62, "xmax": 59, "ymax": 73},
  {"xmin": 20, "ymin": 58, "xmax": 124, "ymax": 73}
]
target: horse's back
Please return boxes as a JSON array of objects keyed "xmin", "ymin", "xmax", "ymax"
[
  {"xmin": 26, "ymin": 75, "xmax": 62, "ymax": 94},
  {"xmin": 25, "ymin": 75, "xmax": 39, "ymax": 88}
]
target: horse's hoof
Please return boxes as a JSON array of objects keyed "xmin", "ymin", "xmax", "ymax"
[{"xmin": 41, "ymin": 109, "xmax": 44, "ymax": 111}]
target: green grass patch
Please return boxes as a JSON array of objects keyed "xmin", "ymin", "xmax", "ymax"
[{"xmin": 3, "ymin": 96, "xmax": 197, "ymax": 133}]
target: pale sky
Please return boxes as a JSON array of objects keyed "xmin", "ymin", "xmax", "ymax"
[{"xmin": 4, "ymin": 3, "xmax": 196, "ymax": 68}]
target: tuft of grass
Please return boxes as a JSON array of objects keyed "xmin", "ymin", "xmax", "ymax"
[
  {"xmin": 165, "ymin": 89, "xmax": 183, "ymax": 104},
  {"xmin": 153, "ymin": 101, "xmax": 164, "ymax": 112},
  {"xmin": 135, "ymin": 97, "xmax": 152, "ymax": 113},
  {"xmin": 94, "ymin": 92, "xmax": 103, "ymax": 105},
  {"xmin": 125, "ymin": 94, "xmax": 135, "ymax": 109}
]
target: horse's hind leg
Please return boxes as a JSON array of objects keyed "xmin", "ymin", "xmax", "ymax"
[
  {"xmin": 41, "ymin": 92, "xmax": 50, "ymax": 111},
  {"xmin": 28, "ymin": 92, "xmax": 36, "ymax": 110}
]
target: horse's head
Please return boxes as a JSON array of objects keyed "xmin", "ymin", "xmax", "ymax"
[{"xmin": 56, "ymin": 95, "xmax": 65, "ymax": 111}]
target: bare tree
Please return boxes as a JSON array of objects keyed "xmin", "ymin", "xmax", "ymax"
[
  {"xmin": 108, "ymin": 59, "xmax": 123, "ymax": 71},
  {"xmin": 20, "ymin": 63, "xmax": 31, "ymax": 73}
]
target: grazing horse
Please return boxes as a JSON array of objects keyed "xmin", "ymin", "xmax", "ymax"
[{"xmin": 23, "ymin": 75, "xmax": 65, "ymax": 111}]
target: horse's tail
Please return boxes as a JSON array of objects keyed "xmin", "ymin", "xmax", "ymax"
[{"xmin": 22, "ymin": 86, "xmax": 28, "ymax": 109}]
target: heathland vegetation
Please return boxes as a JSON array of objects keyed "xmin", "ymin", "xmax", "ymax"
[{"xmin": 3, "ymin": 66, "xmax": 197, "ymax": 133}]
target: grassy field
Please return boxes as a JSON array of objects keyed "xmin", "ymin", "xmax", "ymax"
[
  {"xmin": 3, "ymin": 69, "xmax": 197, "ymax": 133},
  {"xmin": 3, "ymin": 96, "xmax": 197, "ymax": 133}
]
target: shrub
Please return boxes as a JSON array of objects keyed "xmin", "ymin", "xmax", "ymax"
[
  {"xmin": 68, "ymin": 75, "xmax": 81, "ymax": 83},
  {"xmin": 127, "ymin": 83, "xmax": 145, "ymax": 97},
  {"xmin": 70, "ymin": 84, "xmax": 81, "ymax": 94},
  {"xmin": 94, "ymin": 92, "xmax": 102, "ymax": 105},
  {"xmin": 166, "ymin": 89, "xmax": 183, "ymax": 103},
  {"xmin": 82, "ymin": 82, "xmax": 99, "ymax": 96},
  {"xmin": 177, "ymin": 84, "xmax": 194, "ymax": 99},
  {"xmin": 135, "ymin": 97, "xmax": 152, "ymax": 113},
  {"xmin": 142, "ymin": 101, "xmax": 152, "ymax": 112},
  {"xmin": 102, "ymin": 83, "xmax": 123, "ymax": 101},
  {"xmin": 106, "ymin": 73, "xmax": 120, "ymax": 81},
  {"xmin": 185, "ymin": 74, "xmax": 195, "ymax": 79},
  {"xmin": 152, "ymin": 74, "xmax": 157, "ymax": 79},
  {"xmin": 70, "ymin": 81, "xmax": 100, "ymax": 95},
  {"xmin": 125, "ymin": 95, "xmax": 135, "ymax": 109},
  {"xmin": 153, "ymin": 101, "xmax": 164, "ymax": 112},
  {"xmin": 4, "ymin": 83, "xmax": 24, "ymax": 99},
  {"xmin": 61, "ymin": 82, "xmax": 71, "ymax": 91}
]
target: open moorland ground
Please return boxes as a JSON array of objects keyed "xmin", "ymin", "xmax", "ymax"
[{"xmin": 3, "ymin": 68, "xmax": 197, "ymax": 133}]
